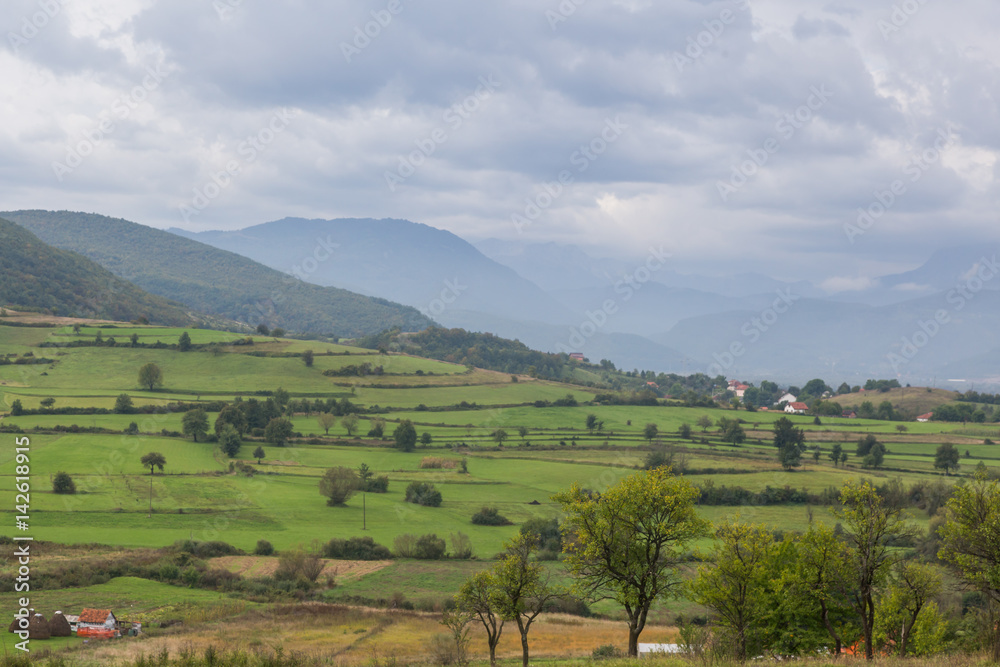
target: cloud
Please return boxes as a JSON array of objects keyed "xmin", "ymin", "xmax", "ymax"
[{"xmin": 0, "ymin": 0, "xmax": 999, "ymax": 281}]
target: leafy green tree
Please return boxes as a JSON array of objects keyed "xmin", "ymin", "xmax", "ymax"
[
  {"xmin": 585, "ymin": 414, "xmax": 599, "ymax": 433},
  {"xmin": 319, "ymin": 466, "xmax": 358, "ymax": 506},
  {"xmin": 938, "ymin": 468, "xmax": 1000, "ymax": 661},
  {"xmin": 456, "ymin": 571, "xmax": 505, "ymax": 666},
  {"xmin": 697, "ymin": 415, "xmax": 713, "ymax": 432},
  {"xmin": 723, "ymin": 420, "xmax": 746, "ymax": 446},
  {"xmin": 256, "ymin": 323, "xmax": 270, "ymax": 335},
  {"xmin": 692, "ymin": 521, "xmax": 775, "ymax": 661},
  {"xmin": 393, "ymin": 419, "xmax": 417, "ymax": 451},
  {"xmin": 141, "ymin": 451, "xmax": 166, "ymax": 475},
  {"xmin": 367, "ymin": 417, "xmax": 386, "ymax": 439},
  {"xmin": 642, "ymin": 423, "xmax": 658, "ymax": 442},
  {"xmin": 138, "ymin": 362, "xmax": 163, "ymax": 390},
  {"xmin": 837, "ymin": 382, "xmax": 852, "ymax": 395},
  {"xmin": 862, "ymin": 442, "xmax": 886, "ymax": 469},
  {"xmin": 406, "ymin": 481, "xmax": 442, "ymax": 507},
  {"xmin": 933, "ymin": 443, "xmax": 960, "ymax": 475},
  {"xmin": 130, "ymin": 333, "xmax": 139, "ymax": 346},
  {"xmin": 182, "ymin": 408, "xmax": 209, "ymax": 442},
  {"xmin": 215, "ymin": 404, "xmax": 248, "ymax": 436},
  {"xmin": 774, "ymin": 417, "xmax": 805, "ymax": 470},
  {"xmin": 792, "ymin": 522, "xmax": 855, "ymax": 655},
  {"xmin": 856, "ymin": 433, "xmax": 879, "ymax": 457},
  {"xmin": 271, "ymin": 327, "xmax": 285, "ymax": 338},
  {"xmin": 420, "ymin": 431, "xmax": 432, "ymax": 446},
  {"xmin": 302, "ymin": 349, "xmax": 314, "ymax": 367},
  {"xmin": 492, "ymin": 428, "xmax": 508, "ymax": 445},
  {"xmin": 517, "ymin": 426, "xmax": 529, "ymax": 441},
  {"xmin": 114, "ymin": 393, "xmax": 134, "ymax": 414},
  {"xmin": 219, "ymin": 424, "xmax": 242, "ymax": 458},
  {"xmin": 253, "ymin": 445, "xmax": 265, "ymax": 464},
  {"xmin": 829, "ymin": 443, "xmax": 844, "ymax": 467},
  {"xmin": 342, "ymin": 413, "xmax": 360, "ymax": 436},
  {"xmin": 52, "ymin": 471, "xmax": 76, "ymax": 494},
  {"xmin": 178, "ymin": 331, "xmax": 192, "ymax": 351},
  {"xmin": 40, "ymin": 397, "xmax": 55, "ymax": 408},
  {"xmin": 10, "ymin": 399, "xmax": 23, "ymax": 416},
  {"xmin": 491, "ymin": 533, "xmax": 562, "ymax": 667},
  {"xmin": 317, "ymin": 412, "xmax": 336, "ymax": 435},
  {"xmin": 678, "ymin": 423, "xmax": 692, "ymax": 439},
  {"xmin": 554, "ymin": 468, "xmax": 710, "ymax": 656},
  {"xmin": 874, "ymin": 562, "xmax": 942, "ymax": 656},
  {"xmin": 264, "ymin": 417, "xmax": 294, "ymax": 446},
  {"xmin": 837, "ymin": 481, "xmax": 913, "ymax": 660}
]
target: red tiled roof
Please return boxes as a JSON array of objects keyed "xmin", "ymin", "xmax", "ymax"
[
  {"xmin": 78, "ymin": 609, "xmax": 113, "ymax": 624},
  {"xmin": 789, "ymin": 402, "xmax": 809, "ymax": 410}
]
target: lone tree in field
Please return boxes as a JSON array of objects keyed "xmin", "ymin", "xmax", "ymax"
[
  {"xmin": 317, "ymin": 412, "xmax": 336, "ymax": 435},
  {"xmin": 697, "ymin": 415, "xmax": 713, "ymax": 432},
  {"xmin": 456, "ymin": 571, "xmax": 505, "ymax": 666},
  {"xmin": 138, "ymin": 362, "xmax": 163, "ymax": 391},
  {"xmin": 492, "ymin": 428, "xmax": 509, "ymax": 445},
  {"xmin": 302, "ymin": 349, "xmax": 314, "ymax": 367},
  {"xmin": 938, "ymin": 468, "xmax": 1000, "ymax": 661},
  {"xmin": 182, "ymin": 408, "xmax": 209, "ymax": 442},
  {"xmin": 933, "ymin": 443, "xmax": 960, "ymax": 475},
  {"xmin": 178, "ymin": 331, "xmax": 192, "ymax": 351},
  {"xmin": 319, "ymin": 466, "xmax": 359, "ymax": 506},
  {"xmin": 491, "ymin": 532, "xmax": 562, "ymax": 667},
  {"xmin": 341, "ymin": 413, "xmax": 360, "ymax": 437},
  {"xmin": 773, "ymin": 417, "xmax": 805, "ymax": 471},
  {"xmin": 52, "ymin": 472, "xmax": 76, "ymax": 494},
  {"xmin": 554, "ymin": 468, "xmax": 710, "ymax": 657},
  {"xmin": 643, "ymin": 423, "xmax": 658, "ymax": 442},
  {"xmin": 114, "ymin": 393, "xmax": 134, "ymax": 414},
  {"xmin": 264, "ymin": 417, "xmax": 294, "ymax": 446},
  {"xmin": 253, "ymin": 445, "xmax": 265, "ymax": 464},
  {"xmin": 394, "ymin": 419, "xmax": 417, "ymax": 451},
  {"xmin": 141, "ymin": 452, "xmax": 166, "ymax": 475}
]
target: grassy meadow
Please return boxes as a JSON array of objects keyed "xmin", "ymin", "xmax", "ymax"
[{"xmin": 0, "ymin": 319, "xmax": 997, "ymax": 664}]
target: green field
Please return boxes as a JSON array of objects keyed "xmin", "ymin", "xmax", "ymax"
[{"xmin": 0, "ymin": 320, "xmax": 995, "ymax": 663}]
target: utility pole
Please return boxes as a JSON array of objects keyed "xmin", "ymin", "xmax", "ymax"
[
  {"xmin": 363, "ymin": 491, "xmax": 367, "ymax": 530},
  {"xmin": 147, "ymin": 478, "xmax": 152, "ymax": 517}
]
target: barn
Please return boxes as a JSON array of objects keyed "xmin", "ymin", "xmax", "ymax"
[{"xmin": 76, "ymin": 608, "xmax": 118, "ymax": 638}]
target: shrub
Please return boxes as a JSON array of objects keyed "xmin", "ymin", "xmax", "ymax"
[
  {"xmin": 394, "ymin": 534, "xmax": 417, "ymax": 558},
  {"xmin": 361, "ymin": 474, "xmax": 389, "ymax": 493},
  {"xmin": 323, "ymin": 536, "xmax": 392, "ymax": 560},
  {"xmin": 274, "ymin": 549, "xmax": 323, "ymax": 583},
  {"xmin": 414, "ymin": 534, "xmax": 447, "ymax": 560},
  {"xmin": 254, "ymin": 540, "xmax": 274, "ymax": 556},
  {"xmin": 449, "ymin": 532, "xmax": 474, "ymax": 559},
  {"xmin": 420, "ymin": 457, "xmax": 457, "ymax": 469},
  {"xmin": 592, "ymin": 644, "xmax": 624, "ymax": 659},
  {"xmin": 175, "ymin": 540, "xmax": 241, "ymax": 558},
  {"xmin": 52, "ymin": 471, "xmax": 76, "ymax": 495},
  {"xmin": 319, "ymin": 466, "xmax": 359, "ymax": 506},
  {"xmin": 471, "ymin": 506, "xmax": 511, "ymax": 526},
  {"xmin": 405, "ymin": 481, "xmax": 442, "ymax": 507}
]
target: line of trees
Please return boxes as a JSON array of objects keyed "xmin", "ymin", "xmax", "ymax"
[{"xmin": 453, "ymin": 467, "xmax": 1000, "ymax": 662}]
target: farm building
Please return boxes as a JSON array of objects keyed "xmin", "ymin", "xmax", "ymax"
[
  {"xmin": 77, "ymin": 608, "xmax": 118, "ymax": 638},
  {"xmin": 784, "ymin": 401, "xmax": 808, "ymax": 414},
  {"xmin": 917, "ymin": 412, "xmax": 933, "ymax": 422},
  {"xmin": 568, "ymin": 352, "xmax": 584, "ymax": 361}
]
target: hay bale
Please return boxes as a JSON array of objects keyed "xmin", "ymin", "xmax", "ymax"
[
  {"xmin": 8, "ymin": 616, "xmax": 24, "ymax": 633},
  {"xmin": 28, "ymin": 613, "xmax": 50, "ymax": 640},
  {"xmin": 48, "ymin": 612, "xmax": 72, "ymax": 637}
]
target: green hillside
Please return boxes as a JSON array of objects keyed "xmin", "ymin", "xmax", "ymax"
[
  {"xmin": 0, "ymin": 217, "xmax": 197, "ymax": 326},
  {"xmin": 1, "ymin": 210, "xmax": 433, "ymax": 338}
]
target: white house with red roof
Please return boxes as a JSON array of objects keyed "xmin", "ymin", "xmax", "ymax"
[{"xmin": 784, "ymin": 402, "xmax": 809, "ymax": 415}]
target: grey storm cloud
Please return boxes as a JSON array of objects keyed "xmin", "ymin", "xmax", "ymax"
[{"xmin": 1, "ymin": 0, "xmax": 998, "ymax": 280}]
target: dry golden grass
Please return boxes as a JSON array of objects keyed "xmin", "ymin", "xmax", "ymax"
[{"xmin": 209, "ymin": 556, "xmax": 391, "ymax": 582}]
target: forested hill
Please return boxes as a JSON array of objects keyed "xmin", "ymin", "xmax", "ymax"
[
  {"xmin": 0, "ymin": 216, "xmax": 198, "ymax": 325},
  {"xmin": 2, "ymin": 210, "xmax": 433, "ymax": 338}
]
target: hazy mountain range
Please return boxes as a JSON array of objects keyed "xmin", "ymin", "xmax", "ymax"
[{"xmin": 3, "ymin": 210, "xmax": 998, "ymax": 389}]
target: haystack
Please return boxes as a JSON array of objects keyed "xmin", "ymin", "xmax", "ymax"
[
  {"xmin": 48, "ymin": 611, "xmax": 72, "ymax": 637},
  {"xmin": 8, "ymin": 616, "xmax": 24, "ymax": 633},
  {"xmin": 28, "ymin": 613, "xmax": 50, "ymax": 640}
]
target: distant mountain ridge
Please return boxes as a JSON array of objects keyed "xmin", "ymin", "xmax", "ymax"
[
  {"xmin": 0, "ymin": 216, "xmax": 199, "ymax": 326},
  {"xmin": 2, "ymin": 210, "xmax": 432, "ymax": 338}
]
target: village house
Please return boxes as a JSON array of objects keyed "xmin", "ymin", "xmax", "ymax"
[
  {"xmin": 76, "ymin": 608, "xmax": 118, "ymax": 638},
  {"xmin": 568, "ymin": 352, "xmax": 584, "ymax": 361},
  {"xmin": 784, "ymin": 401, "xmax": 808, "ymax": 415},
  {"xmin": 917, "ymin": 412, "xmax": 933, "ymax": 422}
]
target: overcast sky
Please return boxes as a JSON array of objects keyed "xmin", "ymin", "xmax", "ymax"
[{"xmin": 2, "ymin": 0, "xmax": 999, "ymax": 283}]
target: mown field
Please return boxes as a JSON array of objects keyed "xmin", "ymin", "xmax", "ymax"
[{"xmin": 0, "ymin": 320, "xmax": 996, "ymax": 664}]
